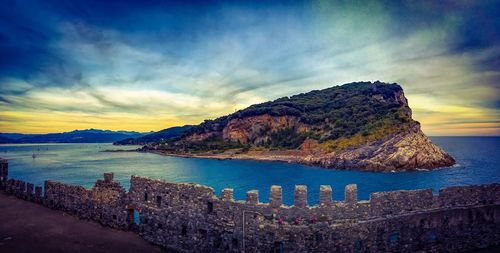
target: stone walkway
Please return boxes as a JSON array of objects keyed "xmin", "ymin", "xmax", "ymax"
[{"xmin": 0, "ymin": 192, "xmax": 166, "ymax": 253}]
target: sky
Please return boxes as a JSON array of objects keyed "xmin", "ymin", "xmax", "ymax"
[{"xmin": 0, "ymin": 0, "xmax": 499, "ymax": 135}]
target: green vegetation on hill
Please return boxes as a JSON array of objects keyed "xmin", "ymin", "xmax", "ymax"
[
  {"xmin": 160, "ymin": 81, "xmax": 417, "ymax": 152},
  {"xmin": 114, "ymin": 125, "xmax": 192, "ymax": 145},
  {"xmin": 1, "ymin": 129, "xmax": 145, "ymax": 144}
]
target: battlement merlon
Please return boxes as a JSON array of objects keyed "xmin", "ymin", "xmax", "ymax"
[
  {"xmin": 104, "ymin": 172, "xmax": 114, "ymax": 183},
  {"xmin": 270, "ymin": 185, "xmax": 282, "ymax": 208},
  {"xmin": 19, "ymin": 180, "xmax": 26, "ymax": 194},
  {"xmin": 294, "ymin": 185, "xmax": 307, "ymax": 208},
  {"xmin": 35, "ymin": 186, "xmax": 42, "ymax": 198},
  {"xmin": 246, "ymin": 190, "xmax": 259, "ymax": 204},
  {"xmin": 320, "ymin": 185, "xmax": 333, "ymax": 205},
  {"xmin": 0, "ymin": 158, "xmax": 8, "ymax": 189},
  {"xmin": 345, "ymin": 184, "xmax": 358, "ymax": 204},
  {"xmin": 221, "ymin": 188, "xmax": 234, "ymax": 201},
  {"xmin": 26, "ymin": 183, "xmax": 34, "ymax": 196}
]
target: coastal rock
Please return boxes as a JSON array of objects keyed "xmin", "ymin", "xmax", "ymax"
[{"xmin": 320, "ymin": 124, "xmax": 455, "ymax": 171}]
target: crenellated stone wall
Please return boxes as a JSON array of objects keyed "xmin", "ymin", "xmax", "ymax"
[
  {"xmin": 0, "ymin": 158, "xmax": 8, "ymax": 190},
  {"xmin": 0, "ymin": 158, "xmax": 499, "ymax": 253}
]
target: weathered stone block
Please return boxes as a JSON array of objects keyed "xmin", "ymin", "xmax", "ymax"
[
  {"xmin": 320, "ymin": 185, "xmax": 333, "ymax": 205},
  {"xmin": 221, "ymin": 188, "xmax": 234, "ymax": 201},
  {"xmin": 26, "ymin": 183, "xmax": 34, "ymax": 199},
  {"xmin": 270, "ymin": 185, "xmax": 282, "ymax": 208},
  {"xmin": 246, "ymin": 190, "xmax": 259, "ymax": 204},
  {"xmin": 345, "ymin": 184, "xmax": 357, "ymax": 204},
  {"xmin": 6, "ymin": 179, "xmax": 14, "ymax": 193},
  {"xmin": 35, "ymin": 186, "xmax": 42, "ymax": 198},
  {"xmin": 294, "ymin": 185, "xmax": 307, "ymax": 208},
  {"xmin": 18, "ymin": 180, "xmax": 26, "ymax": 198},
  {"xmin": 370, "ymin": 189, "xmax": 433, "ymax": 215},
  {"xmin": 104, "ymin": 172, "xmax": 114, "ymax": 183},
  {"xmin": 0, "ymin": 158, "xmax": 7, "ymax": 189}
]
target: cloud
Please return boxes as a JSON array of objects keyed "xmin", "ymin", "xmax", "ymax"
[{"xmin": 0, "ymin": 0, "xmax": 498, "ymax": 135}]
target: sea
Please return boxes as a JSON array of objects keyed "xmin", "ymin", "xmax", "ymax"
[{"xmin": 0, "ymin": 137, "xmax": 498, "ymax": 205}]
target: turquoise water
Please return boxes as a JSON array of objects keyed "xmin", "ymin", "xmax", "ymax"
[{"xmin": 0, "ymin": 137, "xmax": 499, "ymax": 205}]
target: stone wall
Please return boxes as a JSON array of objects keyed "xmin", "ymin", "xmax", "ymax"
[
  {"xmin": 44, "ymin": 175, "xmax": 130, "ymax": 230},
  {"xmin": 0, "ymin": 158, "xmax": 499, "ymax": 252},
  {"xmin": 0, "ymin": 158, "xmax": 7, "ymax": 190}
]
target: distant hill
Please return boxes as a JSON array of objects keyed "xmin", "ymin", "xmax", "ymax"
[
  {"xmin": 146, "ymin": 81, "xmax": 455, "ymax": 171},
  {"xmin": 0, "ymin": 136, "xmax": 15, "ymax": 144},
  {"xmin": 0, "ymin": 129, "xmax": 145, "ymax": 143},
  {"xmin": 114, "ymin": 125, "xmax": 192, "ymax": 145},
  {"xmin": 0, "ymin": 133, "xmax": 37, "ymax": 140}
]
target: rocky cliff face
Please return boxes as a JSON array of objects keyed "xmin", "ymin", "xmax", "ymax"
[
  {"xmin": 309, "ymin": 124, "xmax": 456, "ymax": 171},
  {"xmin": 153, "ymin": 81, "xmax": 455, "ymax": 171},
  {"xmin": 222, "ymin": 115, "xmax": 309, "ymax": 145}
]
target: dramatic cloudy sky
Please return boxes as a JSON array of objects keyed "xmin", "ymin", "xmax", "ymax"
[{"xmin": 0, "ymin": 0, "xmax": 499, "ymax": 135}]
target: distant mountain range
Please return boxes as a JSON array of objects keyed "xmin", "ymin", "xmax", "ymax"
[
  {"xmin": 0, "ymin": 129, "xmax": 147, "ymax": 144},
  {"xmin": 113, "ymin": 125, "xmax": 192, "ymax": 145}
]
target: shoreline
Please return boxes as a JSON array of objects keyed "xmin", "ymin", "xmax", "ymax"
[
  {"xmin": 92, "ymin": 146, "xmax": 456, "ymax": 173},
  {"xmin": 142, "ymin": 149, "xmax": 425, "ymax": 173},
  {"xmin": 145, "ymin": 149, "xmax": 308, "ymax": 162}
]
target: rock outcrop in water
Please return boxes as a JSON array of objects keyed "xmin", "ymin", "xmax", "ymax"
[
  {"xmin": 147, "ymin": 81, "xmax": 455, "ymax": 171},
  {"xmin": 309, "ymin": 123, "xmax": 455, "ymax": 171}
]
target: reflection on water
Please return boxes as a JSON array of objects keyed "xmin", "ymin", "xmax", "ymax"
[{"xmin": 1, "ymin": 137, "xmax": 499, "ymax": 205}]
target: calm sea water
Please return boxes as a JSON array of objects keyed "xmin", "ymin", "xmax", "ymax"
[{"xmin": 0, "ymin": 137, "xmax": 498, "ymax": 205}]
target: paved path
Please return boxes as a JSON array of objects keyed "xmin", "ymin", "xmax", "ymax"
[{"xmin": 0, "ymin": 192, "xmax": 165, "ymax": 253}]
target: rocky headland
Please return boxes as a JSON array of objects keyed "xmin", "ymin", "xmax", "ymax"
[{"xmin": 142, "ymin": 81, "xmax": 455, "ymax": 172}]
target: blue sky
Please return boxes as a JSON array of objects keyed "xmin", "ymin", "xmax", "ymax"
[{"xmin": 0, "ymin": 0, "xmax": 499, "ymax": 135}]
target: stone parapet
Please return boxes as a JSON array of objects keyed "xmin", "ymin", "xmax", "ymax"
[
  {"xmin": 294, "ymin": 185, "xmax": 307, "ymax": 208},
  {"xmin": 345, "ymin": 184, "xmax": 357, "ymax": 204},
  {"xmin": 320, "ymin": 185, "xmax": 332, "ymax": 205},
  {"xmin": 0, "ymin": 158, "xmax": 499, "ymax": 253},
  {"xmin": 246, "ymin": 190, "xmax": 259, "ymax": 205},
  {"xmin": 270, "ymin": 185, "xmax": 282, "ymax": 208},
  {"xmin": 221, "ymin": 188, "xmax": 234, "ymax": 201}
]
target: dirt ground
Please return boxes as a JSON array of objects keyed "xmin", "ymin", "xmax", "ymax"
[{"xmin": 0, "ymin": 192, "xmax": 166, "ymax": 253}]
